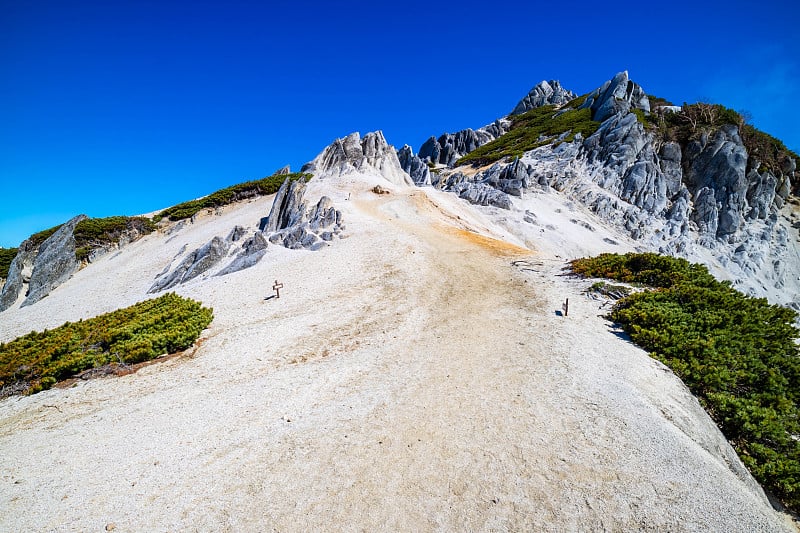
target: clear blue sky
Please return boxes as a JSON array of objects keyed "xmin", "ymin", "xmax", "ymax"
[{"xmin": 1, "ymin": 0, "xmax": 799, "ymax": 247}]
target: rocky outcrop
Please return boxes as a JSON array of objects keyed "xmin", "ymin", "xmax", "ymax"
[
  {"xmin": 511, "ymin": 80, "xmax": 576, "ymax": 115},
  {"xmin": 268, "ymin": 196, "xmax": 344, "ymax": 251},
  {"xmin": 216, "ymin": 232, "xmax": 269, "ymax": 276},
  {"xmin": 453, "ymin": 182, "xmax": 512, "ymax": 210},
  {"xmin": 275, "ymin": 165, "xmax": 291, "ymax": 175},
  {"xmin": 22, "ymin": 215, "xmax": 87, "ymax": 307},
  {"xmin": 397, "ymin": 145, "xmax": 431, "ymax": 186},
  {"xmin": 303, "ymin": 131, "xmax": 413, "ymax": 187},
  {"xmin": 264, "ymin": 178, "xmax": 307, "ymax": 233},
  {"xmin": 409, "ymin": 70, "xmax": 799, "ymax": 306},
  {"xmin": 683, "ymin": 125, "xmax": 749, "ymax": 239},
  {"xmin": 149, "ymin": 236, "xmax": 229, "ymax": 292},
  {"xmin": 580, "ymin": 71, "xmax": 650, "ymax": 122},
  {"xmin": 419, "ymin": 120, "xmax": 510, "ymax": 167},
  {"xmin": 0, "ymin": 239, "xmax": 37, "ymax": 312}
]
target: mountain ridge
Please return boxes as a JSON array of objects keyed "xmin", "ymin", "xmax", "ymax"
[{"xmin": 2, "ymin": 70, "xmax": 800, "ymax": 527}]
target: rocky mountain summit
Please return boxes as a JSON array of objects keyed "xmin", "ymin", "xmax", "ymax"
[
  {"xmin": 511, "ymin": 79, "xmax": 576, "ymax": 115},
  {"xmin": 404, "ymin": 70, "xmax": 800, "ymax": 307}
]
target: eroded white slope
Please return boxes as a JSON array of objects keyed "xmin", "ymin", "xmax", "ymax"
[{"xmin": 0, "ymin": 167, "xmax": 794, "ymax": 531}]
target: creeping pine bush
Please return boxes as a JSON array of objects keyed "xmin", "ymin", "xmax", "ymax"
[
  {"xmin": 0, "ymin": 293, "xmax": 213, "ymax": 396},
  {"xmin": 158, "ymin": 172, "xmax": 310, "ymax": 221},
  {"xmin": 572, "ymin": 252, "xmax": 800, "ymax": 512}
]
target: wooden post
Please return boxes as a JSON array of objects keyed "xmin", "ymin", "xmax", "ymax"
[
  {"xmin": 273, "ymin": 280, "xmax": 284, "ymax": 299},
  {"xmin": 562, "ymin": 298, "xmax": 569, "ymax": 317}
]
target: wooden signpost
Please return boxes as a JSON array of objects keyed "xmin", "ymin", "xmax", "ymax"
[
  {"xmin": 273, "ymin": 280, "xmax": 284, "ymax": 299},
  {"xmin": 562, "ymin": 298, "xmax": 569, "ymax": 317}
]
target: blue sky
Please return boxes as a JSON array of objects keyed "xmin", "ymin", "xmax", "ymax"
[{"xmin": 1, "ymin": 0, "xmax": 799, "ymax": 247}]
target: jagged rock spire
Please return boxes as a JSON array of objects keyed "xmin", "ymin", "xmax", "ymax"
[{"xmin": 511, "ymin": 80, "xmax": 576, "ymax": 115}]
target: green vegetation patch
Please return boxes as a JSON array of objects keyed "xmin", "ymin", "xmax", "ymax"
[
  {"xmin": 571, "ymin": 252, "xmax": 800, "ymax": 512},
  {"xmin": 457, "ymin": 103, "xmax": 601, "ymax": 167},
  {"xmin": 158, "ymin": 172, "xmax": 310, "ymax": 222},
  {"xmin": 74, "ymin": 216, "xmax": 157, "ymax": 261},
  {"xmin": 0, "ymin": 293, "xmax": 213, "ymax": 397},
  {"xmin": 0, "ymin": 248, "xmax": 18, "ymax": 280},
  {"xmin": 29, "ymin": 225, "xmax": 62, "ymax": 248}
]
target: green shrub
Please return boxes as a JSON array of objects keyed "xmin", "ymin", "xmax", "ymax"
[
  {"xmin": 29, "ymin": 225, "xmax": 62, "ymax": 248},
  {"xmin": 158, "ymin": 172, "xmax": 311, "ymax": 221},
  {"xmin": 0, "ymin": 293, "xmax": 213, "ymax": 396},
  {"xmin": 73, "ymin": 216, "xmax": 157, "ymax": 261},
  {"xmin": 572, "ymin": 252, "xmax": 800, "ymax": 512},
  {"xmin": 457, "ymin": 103, "xmax": 601, "ymax": 166},
  {"xmin": 0, "ymin": 247, "xmax": 17, "ymax": 279}
]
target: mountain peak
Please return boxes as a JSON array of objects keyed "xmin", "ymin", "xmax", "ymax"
[
  {"xmin": 302, "ymin": 131, "xmax": 413, "ymax": 187},
  {"xmin": 511, "ymin": 79, "xmax": 576, "ymax": 115}
]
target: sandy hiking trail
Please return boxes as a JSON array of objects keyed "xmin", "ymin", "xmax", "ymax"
[{"xmin": 0, "ymin": 186, "xmax": 793, "ymax": 532}]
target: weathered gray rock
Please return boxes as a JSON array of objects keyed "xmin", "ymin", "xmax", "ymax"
[
  {"xmin": 226, "ymin": 225, "xmax": 248, "ymax": 243},
  {"xmin": 453, "ymin": 182, "xmax": 512, "ymax": 210},
  {"xmin": 581, "ymin": 71, "xmax": 650, "ymax": 123},
  {"xmin": 265, "ymin": 178, "xmax": 307, "ymax": 233},
  {"xmin": 397, "ymin": 145, "xmax": 431, "ymax": 185},
  {"xmin": 216, "ymin": 232, "xmax": 268, "ymax": 276},
  {"xmin": 511, "ymin": 80, "xmax": 576, "ymax": 115},
  {"xmin": 275, "ymin": 165, "xmax": 291, "ymax": 175},
  {"xmin": 307, "ymin": 196, "xmax": 340, "ymax": 231},
  {"xmin": 149, "ymin": 236, "xmax": 229, "ymax": 292},
  {"xmin": 22, "ymin": 215, "xmax": 87, "ymax": 307},
  {"xmin": 418, "ymin": 120, "xmax": 510, "ymax": 167},
  {"xmin": 303, "ymin": 131, "xmax": 413, "ymax": 186},
  {"xmin": 480, "ymin": 158, "xmax": 534, "ymax": 196},
  {"xmin": 265, "ymin": 185, "xmax": 344, "ymax": 251},
  {"xmin": 684, "ymin": 125, "xmax": 748, "ymax": 238},
  {"xmin": 0, "ymin": 239, "xmax": 37, "ymax": 312}
]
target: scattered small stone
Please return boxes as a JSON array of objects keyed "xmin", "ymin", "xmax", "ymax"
[{"xmin": 372, "ymin": 185, "xmax": 390, "ymax": 195}]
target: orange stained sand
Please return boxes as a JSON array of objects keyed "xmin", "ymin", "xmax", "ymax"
[{"xmin": 448, "ymin": 227, "xmax": 532, "ymax": 256}]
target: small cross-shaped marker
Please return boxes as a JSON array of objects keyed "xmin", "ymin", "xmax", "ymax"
[{"xmin": 273, "ymin": 280, "xmax": 284, "ymax": 299}]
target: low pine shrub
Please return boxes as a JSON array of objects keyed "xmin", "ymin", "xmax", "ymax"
[
  {"xmin": 0, "ymin": 293, "xmax": 213, "ymax": 396},
  {"xmin": 571, "ymin": 252, "xmax": 800, "ymax": 512},
  {"xmin": 158, "ymin": 172, "xmax": 310, "ymax": 221}
]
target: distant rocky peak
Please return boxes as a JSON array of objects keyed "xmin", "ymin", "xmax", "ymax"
[
  {"xmin": 303, "ymin": 131, "xmax": 413, "ymax": 187},
  {"xmin": 580, "ymin": 71, "xmax": 650, "ymax": 122},
  {"xmin": 511, "ymin": 79, "xmax": 576, "ymax": 115}
]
